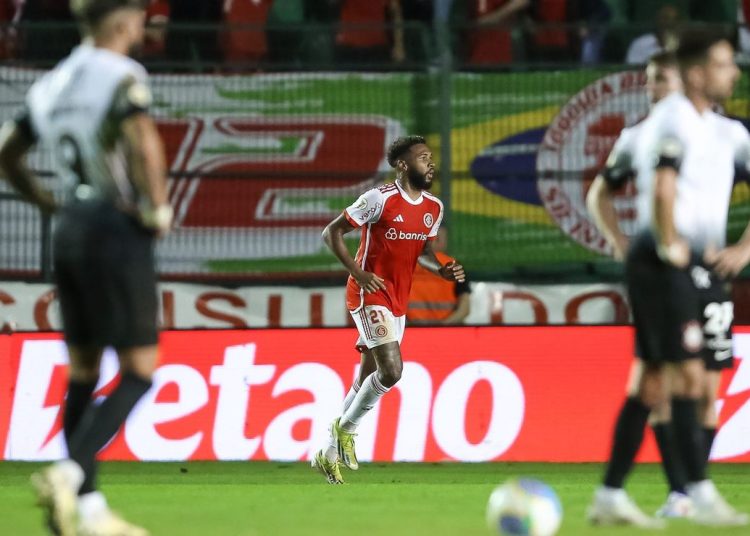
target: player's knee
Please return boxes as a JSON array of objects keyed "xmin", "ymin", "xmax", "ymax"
[
  {"xmin": 638, "ymin": 386, "xmax": 664, "ymax": 409},
  {"xmin": 637, "ymin": 366, "xmax": 664, "ymax": 408},
  {"xmin": 69, "ymin": 365, "xmax": 99, "ymax": 384},
  {"xmin": 378, "ymin": 361, "xmax": 402, "ymax": 387},
  {"xmin": 680, "ymin": 373, "xmax": 703, "ymax": 399},
  {"xmin": 650, "ymin": 397, "xmax": 672, "ymax": 423}
]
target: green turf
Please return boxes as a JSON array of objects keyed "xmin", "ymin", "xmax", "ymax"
[{"xmin": 1, "ymin": 462, "xmax": 748, "ymax": 535}]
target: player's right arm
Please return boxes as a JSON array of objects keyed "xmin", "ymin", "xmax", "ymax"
[
  {"xmin": 586, "ymin": 132, "xmax": 634, "ymax": 261},
  {"xmin": 652, "ymin": 136, "xmax": 689, "ymax": 267},
  {"xmin": 116, "ymin": 76, "xmax": 171, "ymax": 236},
  {"xmin": 0, "ymin": 116, "xmax": 56, "ymax": 214},
  {"xmin": 322, "ymin": 189, "xmax": 387, "ymax": 294}
]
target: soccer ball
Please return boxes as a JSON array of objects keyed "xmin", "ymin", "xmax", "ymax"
[{"xmin": 485, "ymin": 478, "xmax": 562, "ymax": 536}]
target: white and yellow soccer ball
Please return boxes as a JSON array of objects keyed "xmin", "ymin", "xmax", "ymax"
[{"xmin": 486, "ymin": 478, "xmax": 562, "ymax": 536}]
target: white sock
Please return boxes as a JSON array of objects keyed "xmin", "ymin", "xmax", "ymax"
[
  {"xmin": 342, "ymin": 379, "xmax": 361, "ymax": 413},
  {"xmin": 78, "ymin": 491, "xmax": 108, "ymax": 522},
  {"xmin": 595, "ymin": 486, "xmax": 625, "ymax": 503},
  {"xmin": 55, "ymin": 459, "xmax": 84, "ymax": 492},
  {"xmin": 324, "ymin": 379, "xmax": 362, "ymax": 462},
  {"xmin": 687, "ymin": 480, "xmax": 716, "ymax": 504},
  {"xmin": 339, "ymin": 372, "xmax": 390, "ymax": 433}
]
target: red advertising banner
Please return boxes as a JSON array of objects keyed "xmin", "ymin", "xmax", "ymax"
[{"xmin": 1, "ymin": 327, "xmax": 749, "ymax": 463}]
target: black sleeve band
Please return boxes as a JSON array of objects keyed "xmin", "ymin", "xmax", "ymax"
[
  {"xmin": 654, "ymin": 155, "xmax": 681, "ymax": 171},
  {"xmin": 108, "ymin": 77, "xmax": 152, "ymax": 125},
  {"xmin": 654, "ymin": 137, "xmax": 683, "ymax": 172},
  {"xmin": 602, "ymin": 166, "xmax": 635, "ymax": 190},
  {"xmin": 455, "ymin": 279, "xmax": 470, "ymax": 296},
  {"xmin": 14, "ymin": 108, "xmax": 38, "ymax": 144},
  {"xmin": 601, "ymin": 146, "xmax": 634, "ymax": 190}
]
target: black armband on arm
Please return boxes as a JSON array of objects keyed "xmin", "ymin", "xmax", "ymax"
[
  {"xmin": 455, "ymin": 279, "xmax": 470, "ymax": 296},
  {"xmin": 654, "ymin": 137, "xmax": 683, "ymax": 171},
  {"xmin": 14, "ymin": 108, "xmax": 38, "ymax": 144},
  {"xmin": 109, "ymin": 77, "xmax": 152, "ymax": 124},
  {"xmin": 602, "ymin": 151, "xmax": 634, "ymax": 190}
]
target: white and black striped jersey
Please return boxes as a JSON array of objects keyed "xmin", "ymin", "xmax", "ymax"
[{"xmin": 19, "ymin": 43, "xmax": 152, "ymax": 206}]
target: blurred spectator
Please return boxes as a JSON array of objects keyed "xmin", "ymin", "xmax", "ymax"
[
  {"xmin": 400, "ymin": 0, "xmax": 434, "ymax": 62},
  {"xmin": 625, "ymin": 3, "xmax": 680, "ymax": 64},
  {"xmin": 297, "ymin": 0, "xmax": 340, "ymax": 65},
  {"xmin": 221, "ymin": 0, "xmax": 273, "ymax": 66},
  {"xmin": 166, "ymin": 0, "xmax": 223, "ymax": 68},
  {"xmin": 335, "ymin": 0, "xmax": 404, "ymax": 65},
  {"xmin": 578, "ymin": 0, "xmax": 612, "ymax": 64},
  {"xmin": 407, "ymin": 228, "xmax": 471, "ymax": 325},
  {"xmin": 0, "ymin": 0, "xmax": 20, "ymax": 60},
  {"xmin": 267, "ymin": 0, "xmax": 305, "ymax": 64},
  {"xmin": 144, "ymin": 0, "xmax": 170, "ymax": 59},
  {"xmin": 468, "ymin": 0, "xmax": 530, "ymax": 66},
  {"xmin": 526, "ymin": 0, "xmax": 576, "ymax": 62},
  {"xmin": 738, "ymin": 0, "xmax": 750, "ymax": 62},
  {"xmin": 19, "ymin": 0, "xmax": 76, "ymax": 61}
]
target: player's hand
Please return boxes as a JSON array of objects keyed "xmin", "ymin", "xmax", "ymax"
[
  {"xmin": 657, "ymin": 239, "xmax": 690, "ymax": 269},
  {"xmin": 710, "ymin": 243, "xmax": 750, "ymax": 278},
  {"xmin": 35, "ymin": 189, "xmax": 58, "ymax": 216},
  {"xmin": 612, "ymin": 235, "xmax": 629, "ymax": 262},
  {"xmin": 353, "ymin": 270, "xmax": 387, "ymax": 294},
  {"xmin": 439, "ymin": 261, "xmax": 465, "ymax": 282},
  {"xmin": 139, "ymin": 203, "xmax": 173, "ymax": 238}
]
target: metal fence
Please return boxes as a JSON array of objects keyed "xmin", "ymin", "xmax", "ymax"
[{"xmin": 2, "ymin": 21, "xmax": 750, "ymax": 283}]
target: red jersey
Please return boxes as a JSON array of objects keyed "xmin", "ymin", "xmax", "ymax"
[
  {"xmin": 344, "ymin": 181, "xmax": 444, "ymax": 316},
  {"xmin": 336, "ymin": 0, "xmax": 388, "ymax": 48},
  {"xmin": 469, "ymin": 0, "xmax": 513, "ymax": 65},
  {"xmin": 222, "ymin": 0, "xmax": 273, "ymax": 61}
]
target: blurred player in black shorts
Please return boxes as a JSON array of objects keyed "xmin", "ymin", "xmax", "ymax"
[
  {"xmin": 586, "ymin": 31, "xmax": 750, "ymax": 527},
  {"xmin": 0, "ymin": 1, "xmax": 170, "ymax": 534}
]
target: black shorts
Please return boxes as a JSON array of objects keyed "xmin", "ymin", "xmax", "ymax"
[
  {"xmin": 626, "ymin": 232, "xmax": 703, "ymax": 364},
  {"xmin": 53, "ymin": 200, "xmax": 158, "ymax": 348},
  {"xmin": 697, "ymin": 269, "xmax": 734, "ymax": 371}
]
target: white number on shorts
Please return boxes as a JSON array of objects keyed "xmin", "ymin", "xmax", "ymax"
[{"xmin": 704, "ymin": 301, "xmax": 733, "ymax": 336}]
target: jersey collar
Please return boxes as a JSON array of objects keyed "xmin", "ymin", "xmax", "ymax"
[{"xmin": 395, "ymin": 179, "xmax": 424, "ymax": 205}]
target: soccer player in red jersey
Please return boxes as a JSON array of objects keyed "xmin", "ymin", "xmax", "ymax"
[{"xmin": 311, "ymin": 135, "xmax": 465, "ymax": 484}]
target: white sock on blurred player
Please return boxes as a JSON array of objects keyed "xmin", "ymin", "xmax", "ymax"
[
  {"xmin": 78, "ymin": 491, "xmax": 108, "ymax": 522},
  {"xmin": 340, "ymin": 372, "xmax": 390, "ymax": 432}
]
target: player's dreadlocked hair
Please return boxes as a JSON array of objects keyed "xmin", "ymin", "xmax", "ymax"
[
  {"xmin": 71, "ymin": 0, "xmax": 147, "ymax": 28},
  {"xmin": 386, "ymin": 135, "xmax": 427, "ymax": 168}
]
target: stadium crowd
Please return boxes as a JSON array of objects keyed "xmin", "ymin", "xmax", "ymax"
[{"xmin": 0, "ymin": 0, "xmax": 747, "ymax": 67}]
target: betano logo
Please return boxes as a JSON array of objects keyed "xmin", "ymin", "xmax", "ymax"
[{"xmin": 2, "ymin": 337, "xmax": 525, "ymax": 463}]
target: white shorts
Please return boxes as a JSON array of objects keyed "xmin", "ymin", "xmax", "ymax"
[{"xmin": 351, "ymin": 305, "xmax": 406, "ymax": 352}]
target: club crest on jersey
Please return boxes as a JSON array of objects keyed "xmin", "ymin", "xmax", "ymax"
[
  {"xmin": 423, "ymin": 213, "xmax": 433, "ymax": 228},
  {"xmin": 375, "ymin": 325, "xmax": 388, "ymax": 337}
]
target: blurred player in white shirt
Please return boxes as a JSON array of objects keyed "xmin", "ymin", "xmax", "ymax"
[{"xmin": 587, "ymin": 31, "xmax": 750, "ymax": 528}]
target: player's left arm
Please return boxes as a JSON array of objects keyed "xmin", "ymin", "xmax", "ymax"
[
  {"xmin": 712, "ymin": 130, "xmax": 750, "ymax": 277},
  {"xmin": 418, "ymin": 240, "xmax": 465, "ymax": 282},
  {"xmin": 0, "ymin": 117, "xmax": 56, "ymax": 214}
]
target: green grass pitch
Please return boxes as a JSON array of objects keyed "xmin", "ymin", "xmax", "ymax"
[{"xmin": 0, "ymin": 462, "xmax": 748, "ymax": 535}]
